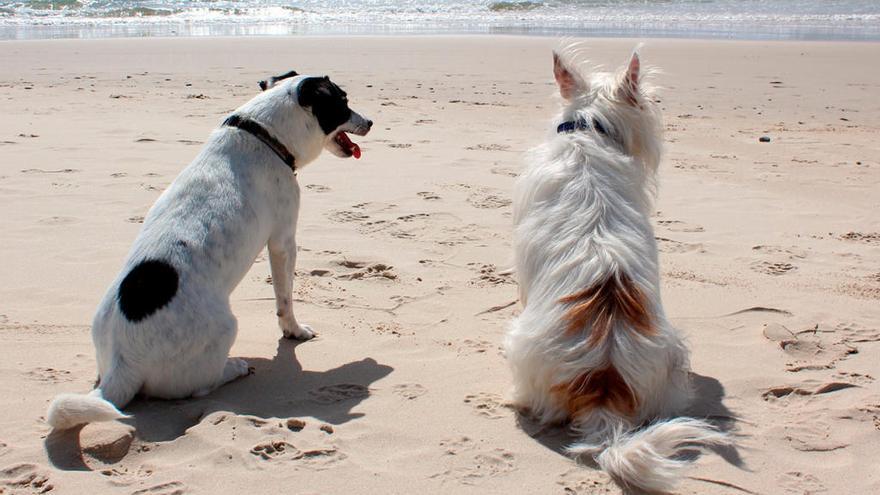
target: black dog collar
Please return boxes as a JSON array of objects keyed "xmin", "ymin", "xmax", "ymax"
[
  {"xmin": 222, "ymin": 114, "xmax": 296, "ymax": 173},
  {"xmin": 557, "ymin": 117, "xmax": 608, "ymax": 137}
]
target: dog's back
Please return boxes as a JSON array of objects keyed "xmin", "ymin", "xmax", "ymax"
[{"xmin": 505, "ymin": 47, "xmax": 727, "ymax": 493}]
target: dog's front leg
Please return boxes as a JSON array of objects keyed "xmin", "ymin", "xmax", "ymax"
[{"xmin": 268, "ymin": 237, "xmax": 314, "ymax": 340}]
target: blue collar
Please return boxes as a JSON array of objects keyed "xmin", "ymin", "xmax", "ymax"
[{"xmin": 557, "ymin": 117, "xmax": 608, "ymax": 137}]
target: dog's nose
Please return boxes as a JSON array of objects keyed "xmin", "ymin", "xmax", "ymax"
[{"xmin": 366, "ymin": 120, "xmax": 373, "ymax": 129}]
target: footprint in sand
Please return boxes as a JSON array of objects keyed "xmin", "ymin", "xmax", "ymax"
[
  {"xmin": 441, "ymin": 338, "xmax": 498, "ymax": 356},
  {"xmin": 99, "ymin": 465, "xmax": 154, "ymax": 487},
  {"xmin": 334, "ymin": 260, "xmax": 398, "ymax": 281},
  {"xmin": 656, "ymin": 219, "xmax": 705, "ymax": 232},
  {"xmin": 388, "ymin": 143, "xmax": 412, "ymax": 149},
  {"xmin": 768, "ymin": 323, "xmax": 864, "ymax": 372},
  {"xmin": 777, "ymin": 421, "xmax": 848, "ymax": 452},
  {"xmin": 327, "ymin": 210, "xmax": 370, "ymax": 223},
  {"xmin": 392, "ymin": 383, "xmax": 427, "ymax": 400},
  {"xmin": 778, "ymin": 471, "xmax": 827, "ymax": 494},
  {"xmin": 192, "ymin": 413, "xmax": 344, "ymax": 471},
  {"xmin": 305, "ymin": 184, "xmax": 331, "ymax": 193},
  {"xmin": 309, "ymin": 384, "xmax": 370, "ymax": 404},
  {"xmin": 38, "ymin": 216, "xmax": 78, "ymax": 225},
  {"xmin": 751, "ymin": 260, "xmax": 797, "ymax": 275},
  {"xmin": 556, "ymin": 468, "xmax": 614, "ymax": 495},
  {"xmin": 0, "ymin": 463, "xmax": 53, "ymax": 494},
  {"xmin": 467, "ymin": 191, "xmax": 511, "ymax": 209},
  {"xmin": 397, "ymin": 213, "xmax": 430, "ymax": 222},
  {"xmin": 665, "ymin": 270, "xmax": 727, "ymax": 287},
  {"xmin": 467, "ymin": 263, "xmax": 514, "ymax": 287},
  {"xmin": 131, "ymin": 481, "xmax": 186, "ymax": 495},
  {"xmin": 832, "ymin": 371, "xmax": 874, "ymax": 385},
  {"xmin": 250, "ymin": 441, "xmax": 341, "ymax": 468},
  {"xmin": 371, "ymin": 321, "xmax": 407, "ymax": 337},
  {"xmin": 752, "ymin": 244, "xmax": 807, "ymax": 260},
  {"xmin": 465, "ymin": 143, "xmax": 510, "ymax": 152},
  {"xmin": 250, "ymin": 440, "xmax": 299, "ymax": 460},
  {"xmin": 23, "ymin": 367, "xmax": 72, "ymax": 383},
  {"xmin": 0, "ymin": 441, "xmax": 8, "ymax": 457},
  {"xmin": 839, "ymin": 320, "xmax": 879, "ymax": 343},
  {"xmin": 490, "ymin": 166, "xmax": 518, "ymax": 177},
  {"xmin": 655, "ymin": 236, "xmax": 705, "ymax": 253},
  {"xmin": 439, "ymin": 436, "xmax": 475, "ymax": 455},
  {"xmin": 20, "ymin": 168, "xmax": 78, "ymax": 174},
  {"xmin": 432, "ymin": 448, "xmax": 517, "ymax": 486},
  {"xmin": 762, "ymin": 380, "xmax": 858, "ymax": 401},
  {"xmin": 838, "ymin": 231, "xmax": 880, "ymax": 244},
  {"xmin": 417, "ymin": 191, "xmax": 441, "ymax": 200},
  {"xmin": 463, "ymin": 392, "xmax": 511, "ymax": 419}
]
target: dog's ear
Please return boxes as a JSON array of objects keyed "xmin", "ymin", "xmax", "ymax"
[
  {"xmin": 553, "ymin": 51, "xmax": 584, "ymax": 100},
  {"xmin": 258, "ymin": 70, "xmax": 299, "ymax": 91},
  {"xmin": 619, "ymin": 52, "xmax": 641, "ymax": 106}
]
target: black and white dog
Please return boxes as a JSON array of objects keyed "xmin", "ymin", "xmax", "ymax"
[{"xmin": 47, "ymin": 72, "xmax": 372, "ymax": 430}]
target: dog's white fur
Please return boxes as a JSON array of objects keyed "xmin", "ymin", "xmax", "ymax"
[
  {"xmin": 504, "ymin": 46, "xmax": 727, "ymax": 493},
  {"xmin": 47, "ymin": 74, "xmax": 371, "ymax": 430}
]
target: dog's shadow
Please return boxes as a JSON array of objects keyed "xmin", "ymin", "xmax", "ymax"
[
  {"xmin": 46, "ymin": 337, "xmax": 393, "ymax": 469},
  {"xmin": 518, "ymin": 372, "xmax": 744, "ymax": 470}
]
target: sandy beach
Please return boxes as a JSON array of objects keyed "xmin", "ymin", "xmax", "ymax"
[{"xmin": 1, "ymin": 36, "xmax": 879, "ymax": 494}]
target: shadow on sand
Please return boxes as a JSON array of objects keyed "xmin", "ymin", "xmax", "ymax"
[
  {"xmin": 46, "ymin": 337, "xmax": 393, "ymax": 469},
  {"xmin": 515, "ymin": 372, "xmax": 745, "ymax": 490}
]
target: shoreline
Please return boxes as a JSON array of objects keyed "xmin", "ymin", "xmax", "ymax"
[
  {"xmin": 5, "ymin": 32, "xmax": 880, "ymax": 45},
  {"xmin": 3, "ymin": 23, "xmax": 880, "ymax": 43}
]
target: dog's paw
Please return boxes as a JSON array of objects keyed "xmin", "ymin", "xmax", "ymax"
[
  {"xmin": 226, "ymin": 357, "xmax": 250, "ymax": 378},
  {"xmin": 283, "ymin": 323, "xmax": 316, "ymax": 341}
]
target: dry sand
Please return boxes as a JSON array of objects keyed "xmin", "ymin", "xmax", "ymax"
[{"xmin": 0, "ymin": 36, "xmax": 879, "ymax": 494}]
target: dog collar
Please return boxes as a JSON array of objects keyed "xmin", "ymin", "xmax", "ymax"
[
  {"xmin": 557, "ymin": 117, "xmax": 608, "ymax": 136},
  {"xmin": 222, "ymin": 114, "xmax": 296, "ymax": 173}
]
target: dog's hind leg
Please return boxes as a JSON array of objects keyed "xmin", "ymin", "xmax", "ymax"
[
  {"xmin": 268, "ymin": 234, "xmax": 314, "ymax": 340},
  {"xmin": 192, "ymin": 358, "xmax": 250, "ymax": 397}
]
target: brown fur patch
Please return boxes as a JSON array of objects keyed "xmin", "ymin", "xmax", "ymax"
[
  {"xmin": 559, "ymin": 272, "xmax": 654, "ymax": 346},
  {"xmin": 552, "ymin": 365, "xmax": 638, "ymax": 417}
]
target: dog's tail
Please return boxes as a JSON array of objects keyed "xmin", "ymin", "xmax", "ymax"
[
  {"xmin": 46, "ymin": 363, "xmax": 138, "ymax": 430},
  {"xmin": 569, "ymin": 416, "xmax": 728, "ymax": 493}
]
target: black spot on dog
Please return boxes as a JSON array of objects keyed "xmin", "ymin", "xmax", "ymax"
[
  {"xmin": 118, "ymin": 259, "xmax": 179, "ymax": 323},
  {"xmin": 258, "ymin": 70, "xmax": 299, "ymax": 91},
  {"xmin": 297, "ymin": 76, "xmax": 352, "ymax": 135}
]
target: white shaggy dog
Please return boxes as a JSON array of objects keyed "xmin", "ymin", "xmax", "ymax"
[
  {"xmin": 504, "ymin": 48, "xmax": 727, "ymax": 493},
  {"xmin": 47, "ymin": 71, "xmax": 372, "ymax": 430}
]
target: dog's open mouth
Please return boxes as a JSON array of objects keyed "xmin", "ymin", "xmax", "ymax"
[{"xmin": 334, "ymin": 132, "xmax": 361, "ymax": 159}]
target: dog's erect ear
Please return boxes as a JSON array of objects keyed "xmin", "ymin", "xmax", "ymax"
[
  {"xmin": 620, "ymin": 52, "xmax": 641, "ymax": 105},
  {"xmin": 258, "ymin": 70, "xmax": 299, "ymax": 91},
  {"xmin": 553, "ymin": 51, "xmax": 584, "ymax": 100}
]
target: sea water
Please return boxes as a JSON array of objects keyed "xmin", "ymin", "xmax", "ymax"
[{"xmin": 1, "ymin": 0, "xmax": 878, "ymax": 40}]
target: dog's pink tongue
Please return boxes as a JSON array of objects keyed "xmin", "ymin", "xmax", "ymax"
[{"xmin": 337, "ymin": 132, "xmax": 361, "ymax": 159}]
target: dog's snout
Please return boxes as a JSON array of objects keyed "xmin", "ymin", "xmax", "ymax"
[{"xmin": 366, "ymin": 120, "xmax": 373, "ymax": 129}]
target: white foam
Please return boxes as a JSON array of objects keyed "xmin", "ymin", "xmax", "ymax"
[{"xmin": 1, "ymin": 0, "xmax": 878, "ymax": 40}]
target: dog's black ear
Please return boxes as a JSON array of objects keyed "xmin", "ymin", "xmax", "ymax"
[
  {"xmin": 257, "ymin": 70, "xmax": 299, "ymax": 91},
  {"xmin": 297, "ymin": 76, "xmax": 351, "ymax": 135}
]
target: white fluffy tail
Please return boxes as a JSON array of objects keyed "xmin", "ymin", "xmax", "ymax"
[
  {"xmin": 46, "ymin": 364, "xmax": 138, "ymax": 430},
  {"xmin": 46, "ymin": 390, "xmax": 128, "ymax": 430},
  {"xmin": 568, "ymin": 417, "xmax": 728, "ymax": 494}
]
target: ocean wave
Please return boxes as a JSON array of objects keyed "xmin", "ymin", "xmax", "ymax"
[
  {"xmin": 489, "ymin": 2, "xmax": 543, "ymax": 12},
  {"xmin": 1, "ymin": 0, "xmax": 878, "ymax": 40}
]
